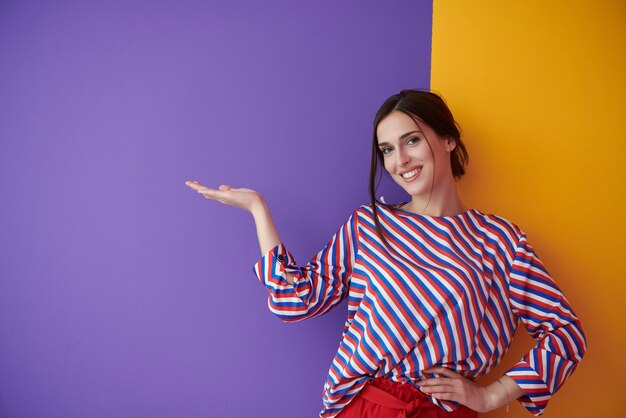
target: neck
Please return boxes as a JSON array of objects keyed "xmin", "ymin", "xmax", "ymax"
[{"xmin": 403, "ymin": 178, "xmax": 466, "ymax": 217}]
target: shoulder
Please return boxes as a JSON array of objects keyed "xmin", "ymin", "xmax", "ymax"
[
  {"xmin": 345, "ymin": 203, "xmax": 396, "ymax": 227},
  {"xmin": 354, "ymin": 203, "xmax": 374, "ymax": 218},
  {"xmin": 468, "ymin": 209, "xmax": 525, "ymax": 245},
  {"xmin": 355, "ymin": 201, "xmax": 401, "ymax": 215},
  {"xmin": 353, "ymin": 202, "xmax": 396, "ymax": 222},
  {"xmin": 334, "ymin": 204, "xmax": 371, "ymax": 227},
  {"xmin": 351, "ymin": 203, "xmax": 373, "ymax": 223}
]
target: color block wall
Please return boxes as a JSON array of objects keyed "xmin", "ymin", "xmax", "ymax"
[
  {"xmin": 4, "ymin": 1, "xmax": 621, "ymax": 417},
  {"xmin": 431, "ymin": 1, "xmax": 625, "ymax": 417}
]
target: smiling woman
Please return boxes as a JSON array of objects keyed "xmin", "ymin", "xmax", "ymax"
[{"xmin": 186, "ymin": 89, "xmax": 586, "ymax": 418}]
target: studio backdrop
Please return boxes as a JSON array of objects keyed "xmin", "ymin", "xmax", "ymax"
[{"xmin": 2, "ymin": 0, "xmax": 622, "ymax": 417}]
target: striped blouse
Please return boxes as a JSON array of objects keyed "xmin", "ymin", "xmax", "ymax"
[{"xmin": 253, "ymin": 202, "xmax": 586, "ymax": 417}]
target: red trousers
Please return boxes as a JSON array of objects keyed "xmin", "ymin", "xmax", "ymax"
[{"xmin": 337, "ymin": 377, "xmax": 478, "ymax": 418}]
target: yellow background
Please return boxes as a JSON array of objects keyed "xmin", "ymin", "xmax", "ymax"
[{"xmin": 431, "ymin": 1, "xmax": 625, "ymax": 417}]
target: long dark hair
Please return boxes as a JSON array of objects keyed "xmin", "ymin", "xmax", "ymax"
[{"xmin": 368, "ymin": 90, "xmax": 469, "ymax": 247}]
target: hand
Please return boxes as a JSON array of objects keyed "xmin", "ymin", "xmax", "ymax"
[
  {"xmin": 416, "ymin": 366, "xmax": 496, "ymax": 413},
  {"xmin": 185, "ymin": 180, "xmax": 264, "ymax": 213}
]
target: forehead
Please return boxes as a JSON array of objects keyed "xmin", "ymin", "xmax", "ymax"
[{"xmin": 377, "ymin": 111, "xmax": 425, "ymax": 143}]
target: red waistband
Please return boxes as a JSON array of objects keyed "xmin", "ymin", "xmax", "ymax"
[{"xmin": 360, "ymin": 378, "xmax": 435, "ymax": 410}]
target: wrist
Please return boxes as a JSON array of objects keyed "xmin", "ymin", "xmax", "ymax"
[
  {"xmin": 483, "ymin": 381, "xmax": 504, "ymax": 412},
  {"xmin": 483, "ymin": 380, "xmax": 507, "ymax": 412},
  {"xmin": 249, "ymin": 196, "xmax": 268, "ymax": 217},
  {"xmin": 495, "ymin": 378, "xmax": 510, "ymax": 412}
]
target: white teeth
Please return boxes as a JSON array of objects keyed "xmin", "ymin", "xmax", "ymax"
[{"xmin": 402, "ymin": 168, "xmax": 421, "ymax": 179}]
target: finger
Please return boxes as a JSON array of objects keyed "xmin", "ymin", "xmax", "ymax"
[
  {"xmin": 430, "ymin": 392, "xmax": 458, "ymax": 402},
  {"xmin": 197, "ymin": 188, "xmax": 223, "ymax": 199},
  {"xmin": 420, "ymin": 384, "xmax": 454, "ymax": 393},
  {"xmin": 185, "ymin": 180, "xmax": 206, "ymax": 191},
  {"xmin": 423, "ymin": 367, "xmax": 460, "ymax": 379},
  {"xmin": 417, "ymin": 378, "xmax": 457, "ymax": 388},
  {"xmin": 416, "ymin": 377, "xmax": 438, "ymax": 387},
  {"xmin": 218, "ymin": 184, "xmax": 232, "ymax": 191}
]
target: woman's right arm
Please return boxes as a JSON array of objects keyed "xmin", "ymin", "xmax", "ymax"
[
  {"xmin": 186, "ymin": 180, "xmax": 358, "ymax": 321},
  {"xmin": 185, "ymin": 181, "xmax": 295, "ymax": 284}
]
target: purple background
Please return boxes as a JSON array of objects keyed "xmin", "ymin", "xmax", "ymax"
[{"xmin": 0, "ymin": 1, "xmax": 432, "ymax": 417}]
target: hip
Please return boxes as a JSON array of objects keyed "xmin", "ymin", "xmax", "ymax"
[{"xmin": 336, "ymin": 377, "xmax": 478, "ymax": 418}]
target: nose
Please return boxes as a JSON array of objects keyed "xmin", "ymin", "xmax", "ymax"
[{"xmin": 395, "ymin": 147, "xmax": 410, "ymax": 167}]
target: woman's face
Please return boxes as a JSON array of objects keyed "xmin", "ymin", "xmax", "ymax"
[{"xmin": 376, "ymin": 111, "xmax": 455, "ymax": 199}]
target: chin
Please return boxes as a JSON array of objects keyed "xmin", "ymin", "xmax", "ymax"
[{"xmin": 400, "ymin": 184, "xmax": 430, "ymax": 198}]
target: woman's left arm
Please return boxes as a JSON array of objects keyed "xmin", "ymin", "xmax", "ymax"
[
  {"xmin": 418, "ymin": 233, "xmax": 587, "ymax": 415},
  {"xmin": 500, "ymin": 233, "xmax": 587, "ymax": 415}
]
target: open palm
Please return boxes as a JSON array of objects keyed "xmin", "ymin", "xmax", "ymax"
[{"xmin": 185, "ymin": 180, "xmax": 263, "ymax": 212}]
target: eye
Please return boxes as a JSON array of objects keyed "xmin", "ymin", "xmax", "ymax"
[
  {"xmin": 406, "ymin": 136, "xmax": 421, "ymax": 145},
  {"xmin": 380, "ymin": 146, "xmax": 393, "ymax": 155}
]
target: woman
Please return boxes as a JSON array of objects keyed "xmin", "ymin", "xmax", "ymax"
[{"xmin": 185, "ymin": 90, "xmax": 586, "ymax": 418}]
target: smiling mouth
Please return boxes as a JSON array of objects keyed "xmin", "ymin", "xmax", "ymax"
[{"xmin": 401, "ymin": 167, "xmax": 422, "ymax": 180}]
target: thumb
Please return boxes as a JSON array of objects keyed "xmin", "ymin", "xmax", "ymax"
[{"xmin": 219, "ymin": 184, "xmax": 232, "ymax": 191}]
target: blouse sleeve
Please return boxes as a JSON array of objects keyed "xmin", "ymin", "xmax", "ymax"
[
  {"xmin": 504, "ymin": 233, "xmax": 587, "ymax": 416},
  {"xmin": 252, "ymin": 210, "xmax": 359, "ymax": 322}
]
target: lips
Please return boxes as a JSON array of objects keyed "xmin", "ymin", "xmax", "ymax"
[{"xmin": 400, "ymin": 167, "xmax": 422, "ymax": 181}]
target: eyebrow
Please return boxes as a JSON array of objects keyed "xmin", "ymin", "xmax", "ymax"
[{"xmin": 377, "ymin": 130, "xmax": 419, "ymax": 147}]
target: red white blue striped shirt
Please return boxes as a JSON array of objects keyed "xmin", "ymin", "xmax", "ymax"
[{"xmin": 253, "ymin": 202, "xmax": 586, "ymax": 417}]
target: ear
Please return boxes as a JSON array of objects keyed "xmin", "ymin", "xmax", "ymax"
[{"xmin": 445, "ymin": 137, "xmax": 457, "ymax": 152}]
